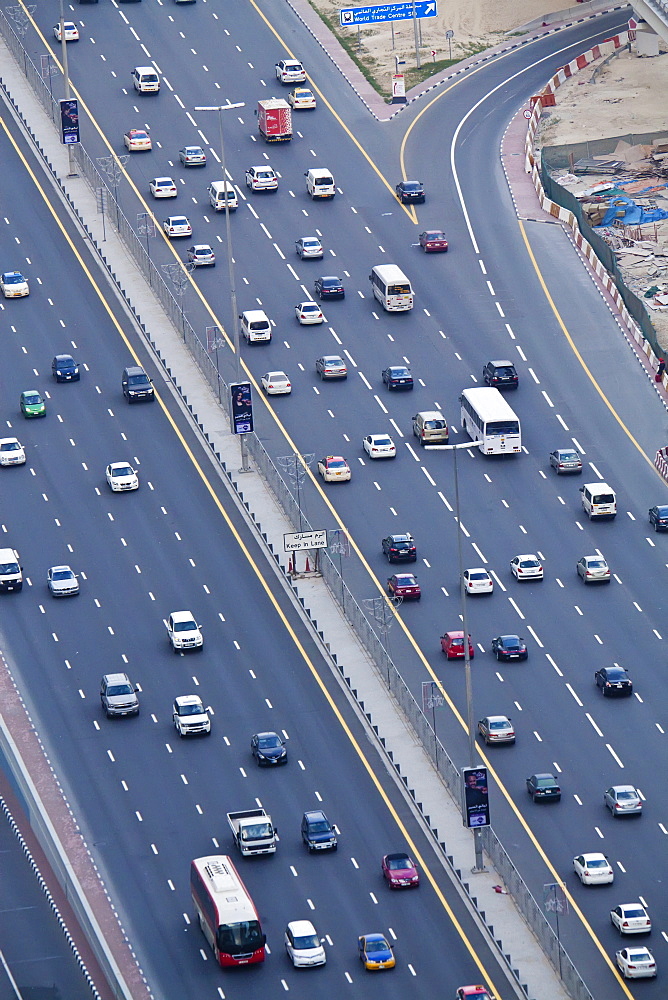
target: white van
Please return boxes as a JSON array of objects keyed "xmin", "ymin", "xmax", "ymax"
[
  {"xmin": 240, "ymin": 310, "xmax": 272, "ymax": 343},
  {"xmin": 132, "ymin": 66, "xmax": 160, "ymax": 93},
  {"xmin": 0, "ymin": 547, "xmax": 23, "ymax": 592},
  {"xmin": 305, "ymin": 168, "xmax": 335, "ymax": 199},
  {"xmin": 208, "ymin": 180, "xmax": 238, "ymax": 211},
  {"xmin": 579, "ymin": 482, "xmax": 617, "ymax": 519}
]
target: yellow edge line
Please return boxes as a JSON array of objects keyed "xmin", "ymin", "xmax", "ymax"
[{"xmin": 0, "ymin": 115, "xmax": 502, "ymax": 989}]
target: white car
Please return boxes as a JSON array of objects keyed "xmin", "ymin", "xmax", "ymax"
[
  {"xmin": 572, "ymin": 852, "xmax": 614, "ymax": 885},
  {"xmin": 187, "ymin": 244, "xmax": 216, "ymax": 266},
  {"xmin": 179, "ymin": 145, "xmax": 206, "ymax": 166},
  {"xmin": 106, "ymin": 462, "xmax": 139, "ymax": 492},
  {"xmin": 510, "ymin": 554, "xmax": 543, "ymax": 580},
  {"xmin": 363, "ymin": 434, "xmax": 396, "ymax": 459},
  {"xmin": 616, "ymin": 946, "xmax": 656, "ymax": 979},
  {"xmin": 463, "ymin": 568, "xmax": 493, "ymax": 594},
  {"xmin": 123, "ymin": 129, "xmax": 152, "ymax": 152},
  {"xmin": 53, "ymin": 21, "xmax": 79, "ymax": 42},
  {"xmin": 284, "ymin": 920, "xmax": 326, "ymax": 968},
  {"xmin": 1, "ymin": 271, "xmax": 29, "ymax": 298},
  {"xmin": 295, "ymin": 302, "xmax": 324, "ymax": 325},
  {"xmin": 610, "ymin": 903, "xmax": 652, "ymax": 935},
  {"xmin": 0, "ymin": 437, "xmax": 26, "ymax": 466},
  {"xmin": 163, "ymin": 216, "xmax": 192, "ymax": 238},
  {"xmin": 295, "ymin": 237, "xmax": 324, "ymax": 259},
  {"xmin": 261, "ymin": 371, "xmax": 292, "ymax": 395},
  {"xmin": 276, "ymin": 59, "xmax": 306, "ymax": 84},
  {"xmin": 245, "ymin": 165, "xmax": 278, "ymax": 191},
  {"xmin": 149, "ymin": 177, "xmax": 178, "ymax": 198},
  {"xmin": 173, "ymin": 695, "xmax": 211, "ymax": 736},
  {"xmin": 165, "ymin": 610, "xmax": 203, "ymax": 651},
  {"xmin": 47, "ymin": 565, "xmax": 80, "ymax": 597}
]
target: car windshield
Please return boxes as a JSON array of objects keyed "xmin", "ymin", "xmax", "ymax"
[
  {"xmin": 293, "ymin": 933, "xmax": 319, "ymax": 949},
  {"xmin": 606, "ymin": 668, "xmax": 626, "ymax": 680},
  {"xmin": 587, "ymin": 858, "xmax": 608, "ymax": 868},
  {"xmin": 373, "ymin": 438, "xmax": 392, "ymax": 446},
  {"xmin": 128, "ymin": 374, "xmax": 149, "ymax": 385},
  {"xmin": 495, "ymin": 367, "xmax": 515, "ymax": 376},
  {"xmin": 107, "ymin": 684, "xmax": 133, "ymax": 696},
  {"xmin": 588, "ymin": 560, "xmax": 606, "ymax": 568},
  {"xmin": 52, "ymin": 570, "xmax": 73, "ymax": 580},
  {"xmin": 258, "ymin": 735, "xmax": 281, "ymax": 748},
  {"xmin": 390, "ymin": 367, "xmax": 409, "ymax": 376},
  {"xmin": 174, "ymin": 620, "xmax": 197, "ymax": 632},
  {"xmin": 490, "ymin": 720, "xmax": 510, "ymax": 730},
  {"xmin": 302, "ymin": 304, "xmax": 318, "ymax": 312},
  {"xmin": 0, "ymin": 561, "xmax": 19, "ymax": 574},
  {"xmin": 25, "ymin": 394, "xmax": 41, "ymax": 403},
  {"xmin": 303, "ymin": 240, "xmax": 319, "ymax": 247},
  {"xmin": 535, "ymin": 777, "xmax": 554, "ymax": 787},
  {"xmin": 470, "ymin": 572, "xmax": 488, "ymax": 580},
  {"xmin": 1, "ymin": 442, "xmax": 20, "ymax": 451},
  {"xmin": 387, "ymin": 857, "xmax": 410, "ymax": 869},
  {"xmin": 323, "ymin": 279, "xmax": 340, "ymax": 287},
  {"xmin": 593, "ymin": 493, "xmax": 615, "ymax": 503},
  {"xmin": 308, "ymin": 820, "xmax": 330, "ymax": 833},
  {"xmin": 396, "ymin": 576, "xmax": 414, "ymax": 585},
  {"xmin": 114, "ymin": 466, "xmax": 133, "ymax": 477},
  {"xmin": 502, "ymin": 637, "xmax": 520, "ymax": 647},
  {"xmin": 628, "ymin": 952, "xmax": 649, "ymax": 961},
  {"xmin": 403, "ymin": 182, "xmax": 421, "ymax": 191},
  {"xmin": 560, "ymin": 451, "xmax": 579, "ymax": 461},
  {"xmin": 179, "ymin": 703, "xmax": 203, "ymax": 715},
  {"xmin": 5, "ymin": 274, "xmax": 23, "ymax": 284},
  {"xmin": 424, "ymin": 419, "xmax": 446, "ymax": 429},
  {"xmin": 616, "ymin": 789, "xmax": 637, "ymax": 800},
  {"xmin": 328, "ymin": 460, "xmax": 347, "ymax": 469},
  {"xmin": 367, "ymin": 938, "xmax": 389, "ymax": 953},
  {"xmin": 520, "ymin": 559, "xmax": 539, "ymax": 567},
  {"xmin": 624, "ymin": 908, "xmax": 645, "ymax": 918}
]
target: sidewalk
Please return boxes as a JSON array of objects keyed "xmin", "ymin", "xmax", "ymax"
[{"xmin": 0, "ymin": 23, "xmax": 580, "ymax": 1000}]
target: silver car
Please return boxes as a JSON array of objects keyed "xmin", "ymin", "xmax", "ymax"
[
  {"xmin": 604, "ymin": 785, "xmax": 643, "ymax": 816},
  {"xmin": 100, "ymin": 673, "xmax": 139, "ymax": 718},
  {"xmin": 577, "ymin": 555, "xmax": 611, "ymax": 583},
  {"xmin": 47, "ymin": 565, "xmax": 79, "ymax": 597},
  {"xmin": 315, "ymin": 355, "xmax": 347, "ymax": 380}
]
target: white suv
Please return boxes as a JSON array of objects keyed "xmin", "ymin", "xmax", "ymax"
[
  {"xmin": 165, "ymin": 610, "xmax": 203, "ymax": 651},
  {"xmin": 173, "ymin": 695, "xmax": 211, "ymax": 736},
  {"xmin": 275, "ymin": 59, "xmax": 306, "ymax": 84},
  {"xmin": 245, "ymin": 165, "xmax": 278, "ymax": 191}
]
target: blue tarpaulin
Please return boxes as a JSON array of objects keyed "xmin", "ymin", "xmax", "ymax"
[{"xmin": 599, "ymin": 194, "xmax": 668, "ymax": 227}]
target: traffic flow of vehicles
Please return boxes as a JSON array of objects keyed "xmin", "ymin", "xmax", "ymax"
[{"xmin": 459, "ymin": 387, "xmax": 521, "ymax": 454}]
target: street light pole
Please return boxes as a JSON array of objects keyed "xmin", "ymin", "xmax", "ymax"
[
  {"xmin": 194, "ymin": 102, "xmax": 249, "ymax": 472},
  {"xmin": 443, "ymin": 440, "xmax": 486, "ymax": 873},
  {"xmin": 58, "ymin": 0, "xmax": 77, "ymax": 177}
]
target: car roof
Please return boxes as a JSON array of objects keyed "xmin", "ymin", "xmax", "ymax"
[
  {"xmin": 103, "ymin": 672, "xmax": 131, "ymax": 684},
  {"xmin": 255, "ymin": 730, "xmax": 280, "ymax": 739},
  {"xmin": 446, "ymin": 630, "xmax": 464, "ymax": 639},
  {"xmin": 175, "ymin": 694, "xmax": 203, "ymax": 707},
  {"xmin": 304, "ymin": 809, "xmax": 327, "ymax": 821},
  {"xmin": 287, "ymin": 919, "xmax": 316, "ymax": 935},
  {"xmin": 170, "ymin": 610, "xmax": 195, "ymax": 621},
  {"xmin": 489, "ymin": 359, "xmax": 513, "ymax": 366},
  {"xmin": 385, "ymin": 851, "xmax": 411, "ymax": 861},
  {"xmin": 320, "ymin": 275, "xmax": 341, "ymax": 282}
]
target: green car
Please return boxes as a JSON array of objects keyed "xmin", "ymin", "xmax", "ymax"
[{"xmin": 20, "ymin": 390, "xmax": 46, "ymax": 418}]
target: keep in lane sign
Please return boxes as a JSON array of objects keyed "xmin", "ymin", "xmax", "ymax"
[{"xmin": 340, "ymin": 1, "xmax": 437, "ymax": 26}]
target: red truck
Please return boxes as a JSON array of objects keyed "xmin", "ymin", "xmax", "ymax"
[{"xmin": 257, "ymin": 99, "xmax": 292, "ymax": 142}]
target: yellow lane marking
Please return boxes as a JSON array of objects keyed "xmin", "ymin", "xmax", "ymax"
[{"xmin": 0, "ymin": 114, "xmax": 503, "ymax": 993}]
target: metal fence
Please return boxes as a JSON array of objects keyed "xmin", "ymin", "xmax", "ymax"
[{"xmin": 0, "ymin": 12, "xmax": 592, "ymax": 999}]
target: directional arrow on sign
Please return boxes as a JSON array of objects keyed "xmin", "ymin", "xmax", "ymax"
[{"xmin": 340, "ymin": 1, "xmax": 438, "ymax": 27}]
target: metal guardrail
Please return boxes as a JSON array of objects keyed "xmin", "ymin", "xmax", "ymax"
[{"xmin": 0, "ymin": 12, "xmax": 593, "ymax": 1000}]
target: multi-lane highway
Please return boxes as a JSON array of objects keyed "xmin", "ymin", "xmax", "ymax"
[{"xmin": 4, "ymin": 2, "xmax": 666, "ymax": 998}]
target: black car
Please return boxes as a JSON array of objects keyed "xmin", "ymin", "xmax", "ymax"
[
  {"xmin": 52, "ymin": 354, "xmax": 80, "ymax": 382},
  {"xmin": 314, "ymin": 275, "xmax": 345, "ymax": 300},
  {"xmin": 251, "ymin": 731, "xmax": 288, "ymax": 766},
  {"xmin": 526, "ymin": 773, "xmax": 561, "ymax": 802},
  {"xmin": 491, "ymin": 635, "xmax": 528, "ymax": 661},
  {"xmin": 122, "ymin": 365, "xmax": 154, "ymax": 402},
  {"xmin": 382, "ymin": 533, "xmax": 416, "ymax": 563},
  {"xmin": 396, "ymin": 180, "xmax": 425, "ymax": 204},
  {"xmin": 595, "ymin": 666, "xmax": 633, "ymax": 697},
  {"xmin": 382, "ymin": 365, "xmax": 413, "ymax": 390},
  {"xmin": 649, "ymin": 505, "xmax": 668, "ymax": 531},
  {"xmin": 482, "ymin": 360, "xmax": 519, "ymax": 390},
  {"xmin": 301, "ymin": 809, "xmax": 338, "ymax": 851}
]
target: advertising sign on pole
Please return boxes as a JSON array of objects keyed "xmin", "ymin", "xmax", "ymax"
[
  {"xmin": 462, "ymin": 766, "xmax": 490, "ymax": 829},
  {"xmin": 229, "ymin": 381, "xmax": 253, "ymax": 435},
  {"xmin": 59, "ymin": 98, "xmax": 80, "ymax": 144}
]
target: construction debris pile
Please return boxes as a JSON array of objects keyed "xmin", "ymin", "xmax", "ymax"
[{"xmin": 551, "ymin": 140, "xmax": 668, "ymax": 349}]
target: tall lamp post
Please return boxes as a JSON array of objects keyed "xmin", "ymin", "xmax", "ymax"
[
  {"xmin": 194, "ymin": 102, "xmax": 248, "ymax": 470},
  {"xmin": 58, "ymin": 0, "xmax": 77, "ymax": 177},
  {"xmin": 442, "ymin": 440, "xmax": 486, "ymax": 873}
]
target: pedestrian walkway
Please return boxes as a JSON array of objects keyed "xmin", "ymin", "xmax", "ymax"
[{"xmin": 0, "ymin": 21, "xmax": 592, "ymax": 1000}]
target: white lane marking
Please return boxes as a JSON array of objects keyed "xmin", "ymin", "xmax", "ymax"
[
  {"xmin": 438, "ymin": 491, "xmax": 452, "ymax": 511},
  {"xmin": 589, "ymin": 462, "xmax": 603, "ymax": 479},
  {"xmin": 606, "ymin": 744, "xmax": 624, "ymax": 768},
  {"xmin": 542, "ymin": 391, "xmax": 554, "ymax": 407},
  {"xmin": 358, "ymin": 372, "xmax": 372, "ymax": 390},
  {"xmin": 422, "ymin": 467, "xmax": 436, "ymax": 486},
  {"xmin": 374, "ymin": 393, "xmax": 388, "ymax": 413},
  {"xmin": 528, "ymin": 368, "xmax": 540, "ymax": 384},
  {"xmin": 565, "ymin": 683, "xmax": 582, "ymax": 706},
  {"xmin": 490, "ymin": 570, "xmax": 506, "ymax": 592},
  {"xmin": 471, "ymin": 543, "xmax": 487, "ymax": 564},
  {"xmin": 526, "ymin": 626, "xmax": 543, "ymax": 648},
  {"xmin": 508, "ymin": 597, "xmax": 525, "ymax": 620},
  {"xmin": 586, "ymin": 713, "xmax": 603, "ymax": 737},
  {"xmin": 556, "ymin": 413, "xmax": 569, "ymax": 430}
]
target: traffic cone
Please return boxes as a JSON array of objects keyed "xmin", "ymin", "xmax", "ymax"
[
  {"xmin": 288, "ymin": 554, "xmax": 294, "ymax": 574},
  {"xmin": 305, "ymin": 555, "xmax": 311, "ymax": 572}
]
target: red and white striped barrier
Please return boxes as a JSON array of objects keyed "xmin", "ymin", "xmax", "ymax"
[{"xmin": 656, "ymin": 448, "xmax": 668, "ymax": 481}]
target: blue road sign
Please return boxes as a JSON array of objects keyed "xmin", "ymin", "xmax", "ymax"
[{"xmin": 340, "ymin": 1, "xmax": 437, "ymax": 27}]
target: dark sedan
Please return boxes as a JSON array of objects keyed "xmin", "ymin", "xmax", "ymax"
[
  {"xmin": 396, "ymin": 180, "xmax": 425, "ymax": 203},
  {"xmin": 52, "ymin": 354, "xmax": 80, "ymax": 382},
  {"xmin": 387, "ymin": 573, "xmax": 421, "ymax": 600},
  {"xmin": 382, "ymin": 365, "xmax": 413, "ymax": 390},
  {"xmin": 595, "ymin": 666, "xmax": 633, "ymax": 697},
  {"xmin": 491, "ymin": 635, "xmax": 527, "ymax": 661},
  {"xmin": 250, "ymin": 731, "xmax": 288, "ymax": 765},
  {"xmin": 648, "ymin": 505, "xmax": 668, "ymax": 531},
  {"xmin": 526, "ymin": 773, "xmax": 561, "ymax": 802},
  {"xmin": 314, "ymin": 275, "xmax": 345, "ymax": 299},
  {"xmin": 418, "ymin": 230, "xmax": 448, "ymax": 252}
]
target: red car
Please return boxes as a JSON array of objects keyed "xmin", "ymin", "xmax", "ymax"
[
  {"xmin": 381, "ymin": 852, "xmax": 420, "ymax": 888},
  {"xmin": 387, "ymin": 573, "xmax": 421, "ymax": 600},
  {"xmin": 456, "ymin": 987, "xmax": 495, "ymax": 1000},
  {"xmin": 418, "ymin": 230, "xmax": 448, "ymax": 252},
  {"xmin": 441, "ymin": 631, "xmax": 474, "ymax": 659}
]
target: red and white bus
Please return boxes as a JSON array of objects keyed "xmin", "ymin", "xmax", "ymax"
[{"xmin": 190, "ymin": 855, "xmax": 266, "ymax": 966}]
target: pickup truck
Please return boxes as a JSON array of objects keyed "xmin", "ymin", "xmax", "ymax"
[{"xmin": 227, "ymin": 808, "xmax": 277, "ymax": 856}]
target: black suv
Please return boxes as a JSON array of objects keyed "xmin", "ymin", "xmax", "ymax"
[
  {"xmin": 482, "ymin": 360, "xmax": 518, "ymax": 390},
  {"xmin": 301, "ymin": 810, "xmax": 338, "ymax": 851},
  {"xmin": 52, "ymin": 354, "xmax": 80, "ymax": 382},
  {"xmin": 122, "ymin": 365, "xmax": 154, "ymax": 402},
  {"xmin": 382, "ymin": 534, "xmax": 416, "ymax": 563}
]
